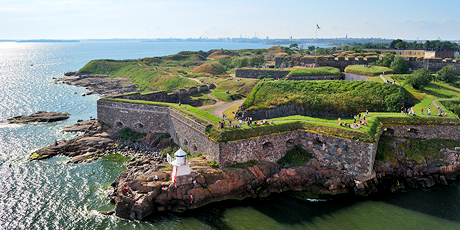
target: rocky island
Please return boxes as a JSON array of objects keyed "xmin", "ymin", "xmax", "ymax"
[{"xmin": 4, "ymin": 111, "xmax": 70, "ymax": 124}]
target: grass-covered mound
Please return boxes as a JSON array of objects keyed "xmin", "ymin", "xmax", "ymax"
[
  {"xmin": 288, "ymin": 67, "xmax": 341, "ymax": 76},
  {"xmin": 345, "ymin": 65, "xmax": 393, "ymax": 76},
  {"xmin": 79, "ymin": 60, "xmax": 200, "ymax": 91},
  {"xmin": 243, "ymin": 81, "xmax": 407, "ymax": 113},
  {"xmin": 192, "ymin": 63, "xmax": 226, "ymax": 75}
]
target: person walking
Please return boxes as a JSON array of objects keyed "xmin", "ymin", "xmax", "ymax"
[
  {"xmin": 421, "ymin": 108, "xmax": 424, "ymax": 115},
  {"xmin": 427, "ymin": 108, "xmax": 431, "ymax": 116}
]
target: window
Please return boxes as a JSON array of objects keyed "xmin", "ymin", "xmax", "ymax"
[
  {"xmin": 115, "ymin": 121, "xmax": 123, "ymax": 128},
  {"xmin": 263, "ymin": 142, "xmax": 274, "ymax": 150},
  {"xmin": 135, "ymin": 123, "xmax": 144, "ymax": 129}
]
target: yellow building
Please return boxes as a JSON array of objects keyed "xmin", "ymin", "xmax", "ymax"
[{"xmin": 394, "ymin": 50, "xmax": 425, "ymax": 58}]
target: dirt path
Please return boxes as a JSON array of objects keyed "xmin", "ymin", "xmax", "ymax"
[
  {"xmin": 199, "ymin": 91, "xmax": 226, "ymax": 110},
  {"xmin": 211, "ymin": 99, "xmax": 245, "ymax": 119}
]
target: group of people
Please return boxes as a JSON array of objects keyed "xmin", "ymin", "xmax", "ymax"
[
  {"xmin": 403, "ymin": 106, "xmax": 447, "ymax": 117},
  {"xmin": 218, "ymin": 115, "xmax": 274, "ymax": 129},
  {"xmin": 338, "ymin": 110, "xmax": 369, "ymax": 129}
]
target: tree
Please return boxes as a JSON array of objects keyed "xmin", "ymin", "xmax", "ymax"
[
  {"xmin": 390, "ymin": 39, "xmax": 403, "ymax": 49},
  {"xmin": 299, "ymin": 45, "xmax": 305, "ymax": 56},
  {"xmin": 395, "ymin": 41, "xmax": 407, "ymax": 49},
  {"xmin": 436, "ymin": 65, "xmax": 459, "ymax": 83},
  {"xmin": 289, "ymin": 43, "xmax": 299, "ymax": 51},
  {"xmin": 405, "ymin": 68, "xmax": 432, "ymax": 89},
  {"xmin": 390, "ymin": 56, "xmax": 409, "ymax": 74},
  {"xmin": 308, "ymin": 45, "xmax": 315, "ymax": 51},
  {"xmin": 249, "ymin": 55, "xmax": 265, "ymax": 67}
]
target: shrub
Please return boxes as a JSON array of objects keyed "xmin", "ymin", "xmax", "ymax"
[
  {"xmin": 405, "ymin": 68, "xmax": 432, "ymax": 89},
  {"xmin": 390, "ymin": 56, "xmax": 409, "ymax": 74},
  {"xmin": 119, "ymin": 128, "xmax": 146, "ymax": 142},
  {"xmin": 277, "ymin": 146, "xmax": 313, "ymax": 167},
  {"xmin": 436, "ymin": 65, "xmax": 459, "ymax": 83}
]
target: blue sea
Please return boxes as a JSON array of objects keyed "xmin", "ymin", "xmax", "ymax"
[{"xmin": 1, "ymin": 41, "xmax": 460, "ymax": 229}]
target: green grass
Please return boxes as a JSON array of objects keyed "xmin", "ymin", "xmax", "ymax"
[
  {"xmin": 211, "ymin": 89, "xmax": 242, "ymax": 102},
  {"xmin": 367, "ymin": 76, "xmax": 384, "ymax": 83},
  {"xmin": 222, "ymin": 102, "xmax": 243, "ymax": 118},
  {"xmin": 345, "ymin": 65, "xmax": 393, "ymax": 76},
  {"xmin": 243, "ymin": 81, "xmax": 406, "ymax": 113},
  {"xmin": 288, "ymin": 67, "xmax": 341, "ymax": 76},
  {"xmin": 78, "ymin": 60, "xmax": 201, "ymax": 91},
  {"xmin": 181, "ymin": 91, "xmax": 216, "ymax": 106},
  {"xmin": 396, "ymin": 80, "xmax": 460, "ymax": 119},
  {"xmin": 213, "ymin": 78, "xmax": 259, "ymax": 96}
]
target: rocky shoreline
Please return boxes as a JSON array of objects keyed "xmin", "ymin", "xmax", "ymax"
[
  {"xmin": 29, "ymin": 118, "xmax": 460, "ymax": 220},
  {"xmin": 108, "ymin": 142, "xmax": 460, "ymax": 220},
  {"xmin": 57, "ymin": 72, "xmax": 139, "ymax": 97}
]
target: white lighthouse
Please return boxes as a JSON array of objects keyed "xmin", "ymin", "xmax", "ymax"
[{"xmin": 168, "ymin": 148, "xmax": 191, "ymax": 184}]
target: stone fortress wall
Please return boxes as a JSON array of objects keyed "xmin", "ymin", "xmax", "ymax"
[
  {"xmin": 114, "ymin": 84, "xmax": 215, "ymax": 104},
  {"xmin": 98, "ymin": 99, "xmax": 460, "ymax": 179},
  {"xmin": 274, "ymin": 56, "xmax": 460, "ymax": 72}
]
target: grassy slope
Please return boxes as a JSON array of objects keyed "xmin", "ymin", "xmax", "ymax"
[
  {"xmin": 79, "ymin": 60, "xmax": 200, "ymax": 91},
  {"xmin": 288, "ymin": 67, "xmax": 341, "ymax": 76},
  {"xmin": 345, "ymin": 65, "xmax": 393, "ymax": 76},
  {"xmin": 398, "ymin": 78, "xmax": 460, "ymax": 119},
  {"xmin": 243, "ymin": 80, "xmax": 405, "ymax": 113}
]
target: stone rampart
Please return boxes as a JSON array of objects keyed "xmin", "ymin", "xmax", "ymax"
[
  {"xmin": 381, "ymin": 125, "xmax": 460, "ymax": 141},
  {"xmin": 235, "ymin": 69, "xmax": 290, "ymax": 79},
  {"xmin": 275, "ymin": 57, "xmax": 460, "ymax": 72},
  {"xmin": 285, "ymin": 75, "xmax": 343, "ymax": 81},
  {"xmin": 97, "ymin": 100, "xmax": 220, "ymax": 161},
  {"xmin": 117, "ymin": 85, "xmax": 211, "ymax": 103},
  {"xmin": 97, "ymin": 99, "xmax": 460, "ymax": 180},
  {"xmin": 241, "ymin": 104, "xmax": 355, "ymax": 120},
  {"xmin": 97, "ymin": 100, "xmax": 170, "ymax": 134},
  {"xmin": 219, "ymin": 130, "xmax": 376, "ymax": 178}
]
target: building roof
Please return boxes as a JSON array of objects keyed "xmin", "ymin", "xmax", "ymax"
[{"xmin": 175, "ymin": 148, "xmax": 187, "ymax": 157}]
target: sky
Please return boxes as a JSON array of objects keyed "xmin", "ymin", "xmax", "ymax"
[{"xmin": 1, "ymin": 0, "xmax": 459, "ymax": 41}]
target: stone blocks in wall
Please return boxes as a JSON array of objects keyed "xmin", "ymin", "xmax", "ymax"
[
  {"xmin": 241, "ymin": 104, "xmax": 354, "ymax": 120},
  {"xmin": 235, "ymin": 69, "xmax": 290, "ymax": 79},
  {"xmin": 218, "ymin": 130, "xmax": 375, "ymax": 177},
  {"xmin": 97, "ymin": 100, "xmax": 170, "ymax": 134},
  {"xmin": 382, "ymin": 125, "xmax": 460, "ymax": 141},
  {"xmin": 97, "ymin": 100, "xmax": 220, "ymax": 163}
]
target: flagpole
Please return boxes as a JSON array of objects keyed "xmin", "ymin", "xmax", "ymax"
[{"xmin": 315, "ymin": 22, "xmax": 317, "ymax": 56}]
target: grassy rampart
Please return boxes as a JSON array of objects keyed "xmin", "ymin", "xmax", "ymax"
[
  {"xmin": 344, "ymin": 65, "xmax": 393, "ymax": 76},
  {"xmin": 288, "ymin": 67, "xmax": 341, "ymax": 76},
  {"xmin": 242, "ymin": 81, "xmax": 406, "ymax": 113}
]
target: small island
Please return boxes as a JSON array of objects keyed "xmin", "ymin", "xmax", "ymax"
[{"xmin": 5, "ymin": 111, "xmax": 70, "ymax": 124}]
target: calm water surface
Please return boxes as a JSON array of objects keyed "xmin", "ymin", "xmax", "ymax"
[{"xmin": 1, "ymin": 41, "xmax": 460, "ymax": 229}]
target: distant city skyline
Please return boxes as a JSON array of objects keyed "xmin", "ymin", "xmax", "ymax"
[{"xmin": 1, "ymin": 0, "xmax": 459, "ymax": 41}]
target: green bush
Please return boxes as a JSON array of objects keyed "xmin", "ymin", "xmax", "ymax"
[
  {"xmin": 119, "ymin": 128, "xmax": 146, "ymax": 142},
  {"xmin": 277, "ymin": 146, "xmax": 313, "ymax": 167},
  {"xmin": 390, "ymin": 56, "xmax": 409, "ymax": 74},
  {"xmin": 436, "ymin": 65, "xmax": 459, "ymax": 83},
  {"xmin": 405, "ymin": 68, "xmax": 432, "ymax": 89}
]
